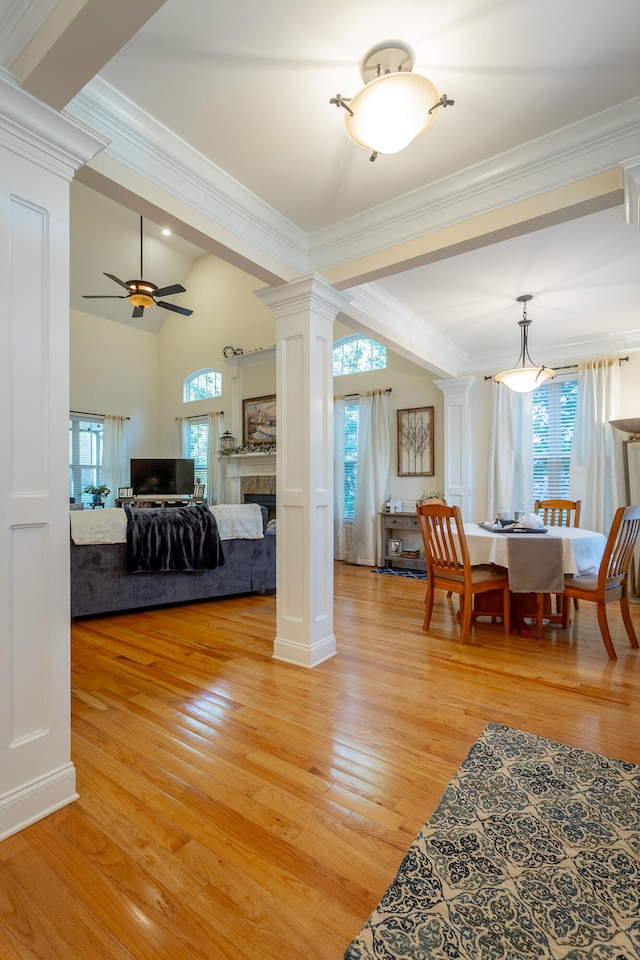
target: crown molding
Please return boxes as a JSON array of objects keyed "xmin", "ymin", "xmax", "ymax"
[
  {"xmin": 464, "ymin": 327, "xmax": 640, "ymax": 377},
  {"xmin": 68, "ymin": 77, "xmax": 309, "ymax": 275},
  {"xmin": 309, "ymin": 97, "xmax": 640, "ymax": 271},
  {"xmin": 0, "ymin": 69, "xmax": 108, "ymax": 180},
  {"xmin": 0, "ymin": 0, "xmax": 57, "ymax": 72},
  {"xmin": 344, "ymin": 283, "xmax": 466, "ymax": 378}
]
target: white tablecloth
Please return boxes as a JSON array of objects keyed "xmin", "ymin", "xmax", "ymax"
[{"xmin": 461, "ymin": 524, "xmax": 606, "ymax": 577}]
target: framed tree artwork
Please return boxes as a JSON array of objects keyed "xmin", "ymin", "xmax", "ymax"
[{"xmin": 397, "ymin": 406, "xmax": 434, "ymax": 476}]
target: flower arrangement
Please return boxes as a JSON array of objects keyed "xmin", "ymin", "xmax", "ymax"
[{"xmin": 419, "ymin": 489, "xmax": 445, "ymax": 501}]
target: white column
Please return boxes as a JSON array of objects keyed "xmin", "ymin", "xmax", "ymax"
[
  {"xmin": 434, "ymin": 377, "xmax": 476, "ymax": 519},
  {"xmin": 0, "ymin": 75, "xmax": 106, "ymax": 839},
  {"xmin": 256, "ymin": 275, "xmax": 349, "ymax": 668}
]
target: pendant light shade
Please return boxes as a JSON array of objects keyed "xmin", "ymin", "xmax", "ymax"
[
  {"xmin": 494, "ymin": 295, "xmax": 555, "ymax": 392},
  {"xmin": 344, "ymin": 70, "xmax": 440, "ymax": 155},
  {"xmin": 330, "ymin": 41, "xmax": 453, "ymax": 161}
]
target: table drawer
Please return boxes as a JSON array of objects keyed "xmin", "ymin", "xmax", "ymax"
[{"xmin": 384, "ymin": 514, "xmax": 419, "ymax": 530}]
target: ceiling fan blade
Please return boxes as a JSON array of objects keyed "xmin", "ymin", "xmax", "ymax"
[
  {"xmin": 104, "ymin": 272, "xmax": 131, "ymax": 290},
  {"xmin": 83, "ymin": 294, "xmax": 128, "ymax": 299},
  {"xmin": 154, "ymin": 282, "xmax": 186, "ymax": 298},
  {"xmin": 156, "ymin": 300, "xmax": 193, "ymax": 316},
  {"xmin": 132, "ymin": 305, "xmax": 144, "ymax": 318}
]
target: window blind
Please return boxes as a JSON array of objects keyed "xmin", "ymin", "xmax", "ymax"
[{"xmin": 532, "ymin": 375, "xmax": 578, "ymax": 501}]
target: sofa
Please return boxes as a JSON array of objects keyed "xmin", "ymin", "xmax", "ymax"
[{"xmin": 70, "ymin": 503, "xmax": 276, "ymax": 617}]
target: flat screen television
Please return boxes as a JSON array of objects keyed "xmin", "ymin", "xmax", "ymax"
[{"xmin": 130, "ymin": 458, "xmax": 195, "ymax": 496}]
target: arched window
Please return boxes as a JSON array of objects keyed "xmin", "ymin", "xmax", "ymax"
[
  {"xmin": 333, "ymin": 335, "xmax": 386, "ymax": 376},
  {"xmin": 184, "ymin": 368, "xmax": 222, "ymax": 402}
]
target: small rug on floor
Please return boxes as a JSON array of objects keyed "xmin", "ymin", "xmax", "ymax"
[
  {"xmin": 345, "ymin": 722, "xmax": 640, "ymax": 960},
  {"xmin": 372, "ymin": 567, "xmax": 427, "ymax": 580}
]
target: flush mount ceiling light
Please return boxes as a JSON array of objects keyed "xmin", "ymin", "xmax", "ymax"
[
  {"xmin": 330, "ymin": 40, "xmax": 453, "ymax": 161},
  {"xmin": 494, "ymin": 295, "xmax": 555, "ymax": 393}
]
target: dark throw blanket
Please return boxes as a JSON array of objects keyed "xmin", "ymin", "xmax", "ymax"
[{"xmin": 124, "ymin": 505, "xmax": 225, "ymax": 573}]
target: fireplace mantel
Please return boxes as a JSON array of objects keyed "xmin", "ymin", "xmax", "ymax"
[{"xmin": 219, "ymin": 453, "xmax": 276, "ymax": 504}]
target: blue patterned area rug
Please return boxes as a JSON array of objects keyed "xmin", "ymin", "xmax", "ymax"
[
  {"xmin": 372, "ymin": 567, "xmax": 427, "ymax": 580},
  {"xmin": 345, "ymin": 722, "xmax": 640, "ymax": 960}
]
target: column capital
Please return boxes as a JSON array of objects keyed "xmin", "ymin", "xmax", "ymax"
[{"xmin": 256, "ymin": 273, "xmax": 351, "ymax": 322}]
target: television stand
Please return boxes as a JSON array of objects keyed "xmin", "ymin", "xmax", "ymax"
[{"xmin": 115, "ymin": 495, "xmax": 206, "ymax": 508}]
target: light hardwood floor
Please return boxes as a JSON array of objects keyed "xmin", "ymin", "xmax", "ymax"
[{"xmin": 2, "ymin": 562, "xmax": 639, "ymax": 960}]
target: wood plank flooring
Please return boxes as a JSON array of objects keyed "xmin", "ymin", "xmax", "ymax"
[{"xmin": 2, "ymin": 562, "xmax": 640, "ymax": 959}]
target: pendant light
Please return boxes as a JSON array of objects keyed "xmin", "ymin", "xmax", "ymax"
[
  {"xmin": 494, "ymin": 295, "xmax": 555, "ymax": 392},
  {"xmin": 330, "ymin": 41, "xmax": 453, "ymax": 161}
]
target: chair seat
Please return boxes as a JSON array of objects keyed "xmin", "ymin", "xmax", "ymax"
[
  {"xmin": 435, "ymin": 564, "xmax": 508, "ymax": 586},
  {"xmin": 564, "ymin": 574, "xmax": 624, "ymax": 596}
]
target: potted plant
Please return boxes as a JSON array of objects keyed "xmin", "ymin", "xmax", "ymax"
[{"xmin": 83, "ymin": 483, "xmax": 111, "ymax": 507}]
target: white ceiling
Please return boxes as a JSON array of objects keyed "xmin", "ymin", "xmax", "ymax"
[{"xmin": 3, "ymin": 0, "xmax": 640, "ymax": 369}]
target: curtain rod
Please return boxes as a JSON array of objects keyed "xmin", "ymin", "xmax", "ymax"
[
  {"xmin": 483, "ymin": 356, "xmax": 629, "ymax": 382},
  {"xmin": 341, "ymin": 388, "xmax": 392, "ymax": 399},
  {"xmin": 70, "ymin": 410, "xmax": 130, "ymax": 419},
  {"xmin": 176, "ymin": 411, "xmax": 223, "ymax": 420}
]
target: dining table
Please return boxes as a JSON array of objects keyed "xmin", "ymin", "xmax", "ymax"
[{"xmin": 458, "ymin": 522, "xmax": 608, "ymax": 637}]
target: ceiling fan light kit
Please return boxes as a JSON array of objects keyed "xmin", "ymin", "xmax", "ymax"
[
  {"xmin": 330, "ymin": 41, "xmax": 453, "ymax": 161},
  {"xmin": 83, "ymin": 216, "xmax": 193, "ymax": 319},
  {"xmin": 494, "ymin": 295, "xmax": 555, "ymax": 393}
]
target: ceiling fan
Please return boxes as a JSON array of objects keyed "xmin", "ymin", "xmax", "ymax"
[{"xmin": 83, "ymin": 215, "xmax": 193, "ymax": 318}]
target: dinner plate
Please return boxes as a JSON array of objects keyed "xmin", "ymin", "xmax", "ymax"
[{"xmin": 478, "ymin": 522, "xmax": 548, "ymax": 534}]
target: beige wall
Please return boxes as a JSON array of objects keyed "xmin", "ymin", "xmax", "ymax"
[
  {"xmin": 157, "ymin": 254, "xmax": 275, "ymax": 451},
  {"xmin": 70, "ymin": 309, "xmax": 162, "ymax": 458}
]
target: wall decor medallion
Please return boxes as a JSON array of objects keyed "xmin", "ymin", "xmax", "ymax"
[
  {"xmin": 397, "ymin": 406, "xmax": 434, "ymax": 476},
  {"xmin": 243, "ymin": 395, "xmax": 277, "ymax": 446}
]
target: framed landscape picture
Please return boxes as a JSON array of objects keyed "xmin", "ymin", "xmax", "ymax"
[
  {"xmin": 243, "ymin": 394, "xmax": 277, "ymax": 446},
  {"xmin": 397, "ymin": 406, "xmax": 434, "ymax": 476}
]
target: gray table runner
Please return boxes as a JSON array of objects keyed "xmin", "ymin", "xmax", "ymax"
[{"xmin": 506, "ymin": 535, "xmax": 564, "ymax": 593}]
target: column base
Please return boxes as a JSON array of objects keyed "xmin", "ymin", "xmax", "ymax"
[{"xmin": 273, "ymin": 634, "xmax": 337, "ymax": 668}]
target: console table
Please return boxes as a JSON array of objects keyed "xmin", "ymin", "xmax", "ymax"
[
  {"xmin": 379, "ymin": 511, "xmax": 425, "ymax": 570},
  {"xmin": 115, "ymin": 495, "xmax": 206, "ymax": 508}
]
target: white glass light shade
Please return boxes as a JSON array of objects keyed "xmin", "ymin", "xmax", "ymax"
[
  {"xmin": 344, "ymin": 71, "xmax": 440, "ymax": 154},
  {"xmin": 494, "ymin": 366, "xmax": 555, "ymax": 392}
]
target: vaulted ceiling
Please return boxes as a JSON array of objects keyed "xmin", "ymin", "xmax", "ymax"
[{"xmin": 2, "ymin": 0, "xmax": 640, "ymax": 373}]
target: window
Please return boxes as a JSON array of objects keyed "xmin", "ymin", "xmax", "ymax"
[
  {"xmin": 343, "ymin": 403, "xmax": 359, "ymax": 520},
  {"xmin": 69, "ymin": 416, "xmax": 104, "ymax": 505},
  {"xmin": 184, "ymin": 368, "xmax": 222, "ymax": 402},
  {"xmin": 187, "ymin": 419, "xmax": 209, "ymax": 495},
  {"xmin": 532, "ymin": 375, "xmax": 578, "ymax": 501},
  {"xmin": 333, "ymin": 336, "xmax": 386, "ymax": 376}
]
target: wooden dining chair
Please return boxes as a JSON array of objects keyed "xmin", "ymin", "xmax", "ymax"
[
  {"xmin": 534, "ymin": 498, "xmax": 581, "ymax": 528},
  {"xmin": 561, "ymin": 504, "xmax": 640, "ymax": 659},
  {"xmin": 416, "ymin": 502, "xmax": 511, "ymax": 644}
]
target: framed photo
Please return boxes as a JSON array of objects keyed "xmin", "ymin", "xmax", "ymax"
[
  {"xmin": 118, "ymin": 486, "xmax": 133, "ymax": 498},
  {"xmin": 193, "ymin": 484, "xmax": 205, "ymax": 499},
  {"xmin": 243, "ymin": 394, "xmax": 276, "ymax": 446},
  {"xmin": 397, "ymin": 406, "xmax": 434, "ymax": 477},
  {"xmin": 388, "ymin": 538, "xmax": 403, "ymax": 556}
]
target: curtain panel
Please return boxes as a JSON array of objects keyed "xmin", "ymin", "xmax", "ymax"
[{"xmin": 102, "ymin": 415, "xmax": 128, "ymax": 507}]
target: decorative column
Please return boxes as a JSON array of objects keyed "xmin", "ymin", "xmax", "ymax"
[
  {"xmin": 434, "ymin": 377, "xmax": 476, "ymax": 519},
  {"xmin": 256, "ymin": 275, "xmax": 349, "ymax": 667},
  {"xmin": 0, "ymin": 75, "xmax": 107, "ymax": 839}
]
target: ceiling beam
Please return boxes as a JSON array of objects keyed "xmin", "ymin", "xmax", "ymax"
[
  {"xmin": 11, "ymin": 0, "xmax": 167, "ymax": 110},
  {"xmin": 322, "ymin": 170, "xmax": 624, "ymax": 290}
]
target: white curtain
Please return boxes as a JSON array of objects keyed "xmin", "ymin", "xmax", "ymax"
[
  {"xmin": 570, "ymin": 359, "xmax": 623, "ymax": 533},
  {"xmin": 207, "ymin": 411, "xmax": 224, "ymax": 504},
  {"xmin": 333, "ymin": 399, "xmax": 347, "ymax": 560},
  {"xmin": 175, "ymin": 416, "xmax": 189, "ymax": 457},
  {"xmin": 101, "ymin": 415, "xmax": 128, "ymax": 507},
  {"xmin": 487, "ymin": 383, "xmax": 533, "ymax": 520},
  {"xmin": 349, "ymin": 391, "xmax": 391, "ymax": 566}
]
